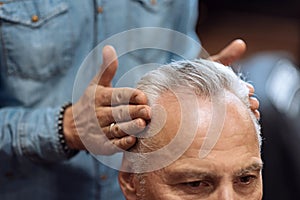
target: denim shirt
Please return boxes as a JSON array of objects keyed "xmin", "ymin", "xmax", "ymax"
[{"xmin": 0, "ymin": 0, "xmax": 199, "ymax": 199}]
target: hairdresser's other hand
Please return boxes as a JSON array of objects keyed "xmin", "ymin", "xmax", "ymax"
[
  {"xmin": 209, "ymin": 39, "xmax": 260, "ymax": 119},
  {"xmin": 63, "ymin": 46, "xmax": 151, "ymax": 155}
]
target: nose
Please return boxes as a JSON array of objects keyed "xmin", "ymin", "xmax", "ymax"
[{"xmin": 218, "ymin": 185, "xmax": 234, "ymax": 200}]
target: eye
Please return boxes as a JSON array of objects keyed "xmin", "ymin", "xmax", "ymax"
[
  {"xmin": 234, "ymin": 174, "xmax": 260, "ymax": 195},
  {"xmin": 181, "ymin": 180, "xmax": 213, "ymax": 191},
  {"xmin": 180, "ymin": 180, "xmax": 214, "ymax": 195},
  {"xmin": 184, "ymin": 181, "xmax": 208, "ymax": 188},
  {"xmin": 238, "ymin": 175, "xmax": 257, "ymax": 185}
]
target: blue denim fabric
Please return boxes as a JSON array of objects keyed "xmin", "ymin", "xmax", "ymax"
[{"xmin": 0, "ymin": 0, "xmax": 199, "ymax": 199}]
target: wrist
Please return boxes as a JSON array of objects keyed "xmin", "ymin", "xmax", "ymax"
[
  {"xmin": 63, "ymin": 105, "xmax": 83, "ymax": 150},
  {"xmin": 56, "ymin": 103, "xmax": 79, "ymax": 158}
]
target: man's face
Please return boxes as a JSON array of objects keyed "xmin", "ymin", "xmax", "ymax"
[{"xmin": 119, "ymin": 91, "xmax": 262, "ymax": 200}]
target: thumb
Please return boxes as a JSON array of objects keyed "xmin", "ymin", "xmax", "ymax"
[
  {"xmin": 209, "ymin": 39, "xmax": 246, "ymax": 66},
  {"xmin": 97, "ymin": 45, "xmax": 118, "ymax": 87}
]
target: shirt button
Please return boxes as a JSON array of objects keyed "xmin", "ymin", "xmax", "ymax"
[
  {"xmin": 97, "ymin": 6, "xmax": 103, "ymax": 14},
  {"xmin": 100, "ymin": 175, "xmax": 107, "ymax": 180},
  {"xmin": 31, "ymin": 15, "xmax": 39, "ymax": 23}
]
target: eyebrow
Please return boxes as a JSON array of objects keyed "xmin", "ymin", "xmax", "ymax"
[
  {"xmin": 234, "ymin": 162, "xmax": 264, "ymax": 176},
  {"xmin": 163, "ymin": 169, "xmax": 220, "ymax": 183},
  {"xmin": 163, "ymin": 161, "xmax": 263, "ymax": 183}
]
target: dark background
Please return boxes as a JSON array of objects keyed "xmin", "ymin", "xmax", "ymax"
[
  {"xmin": 197, "ymin": 0, "xmax": 300, "ymax": 65},
  {"xmin": 197, "ymin": 1, "xmax": 300, "ymax": 200}
]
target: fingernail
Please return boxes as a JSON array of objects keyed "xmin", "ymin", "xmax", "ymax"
[
  {"xmin": 126, "ymin": 136, "xmax": 134, "ymax": 144},
  {"xmin": 139, "ymin": 108, "xmax": 147, "ymax": 115},
  {"xmin": 135, "ymin": 95, "xmax": 142, "ymax": 104},
  {"xmin": 135, "ymin": 92, "xmax": 147, "ymax": 104}
]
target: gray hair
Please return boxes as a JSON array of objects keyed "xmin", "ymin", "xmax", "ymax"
[
  {"xmin": 137, "ymin": 59, "xmax": 249, "ymax": 106},
  {"xmin": 127, "ymin": 59, "xmax": 261, "ymax": 174},
  {"xmin": 137, "ymin": 59, "xmax": 260, "ymax": 141}
]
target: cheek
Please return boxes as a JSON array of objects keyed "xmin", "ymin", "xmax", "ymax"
[
  {"xmin": 139, "ymin": 181, "xmax": 179, "ymax": 200},
  {"xmin": 140, "ymin": 176, "xmax": 192, "ymax": 200},
  {"xmin": 145, "ymin": 189, "xmax": 197, "ymax": 200},
  {"xmin": 238, "ymin": 177, "xmax": 263, "ymax": 200},
  {"xmin": 249, "ymin": 175, "xmax": 263, "ymax": 200},
  {"xmin": 244, "ymin": 189, "xmax": 263, "ymax": 200},
  {"xmin": 255, "ymin": 177, "xmax": 263, "ymax": 200}
]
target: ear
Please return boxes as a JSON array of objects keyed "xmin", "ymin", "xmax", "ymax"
[{"xmin": 118, "ymin": 172, "xmax": 137, "ymax": 200}]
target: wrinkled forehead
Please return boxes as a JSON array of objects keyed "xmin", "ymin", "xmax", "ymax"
[
  {"xmin": 139, "ymin": 90, "xmax": 210, "ymax": 147},
  {"xmin": 140, "ymin": 89, "xmax": 257, "ymax": 153}
]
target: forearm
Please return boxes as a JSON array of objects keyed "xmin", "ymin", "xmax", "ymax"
[{"xmin": 0, "ymin": 106, "xmax": 77, "ymax": 163}]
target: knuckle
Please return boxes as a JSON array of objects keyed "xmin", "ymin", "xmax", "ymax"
[
  {"xmin": 105, "ymin": 129, "xmax": 112, "ymax": 138},
  {"xmin": 96, "ymin": 109, "xmax": 103, "ymax": 120},
  {"xmin": 112, "ymin": 90, "xmax": 122, "ymax": 104},
  {"xmin": 113, "ymin": 125, "xmax": 121, "ymax": 137},
  {"xmin": 119, "ymin": 106, "xmax": 125, "ymax": 118},
  {"xmin": 131, "ymin": 105, "xmax": 149, "ymax": 118},
  {"xmin": 113, "ymin": 139, "xmax": 124, "ymax": 150},
  {"xmin": 112, "ymin": 89, "xmax": 129, "ymax": 105},
  {"xmin": 120, "ymin": 138, "xmax": 130, "ymax": 149},
  {"xmin": 99, "ymin": 92, "xmax": 108, "ymax": 101},
  {"xmin": 98, "ymin": 113, "xmax": 112, "ymax": 127},
  {"xmin": 97, "ymin": 88, "xmax": 112, "ymax": 104},
  {"xmin": 113, "ymin": 107, "xmax": 124, "ymax": 122},
  {"xmin": 130, "ymin": 105, "xmax": 142, "ymax": 117},
  {"xmin": 117, "ymin": 106, "xmax": 132, "ymax": 122}
]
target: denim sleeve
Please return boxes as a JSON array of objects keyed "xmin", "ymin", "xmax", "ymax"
[{"xmin": 0, "ymin": 106, "xmax": 73, "ymax": 163}]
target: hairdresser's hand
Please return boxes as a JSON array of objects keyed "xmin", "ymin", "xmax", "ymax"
[
  {"xmin": 209, "ymin": 39, "xmax": 260, "ymax": 119},
  {"xmin": 209, "ymin": 39, "xmax": 246, "ymax": 66},
  {"xmin": 63, "ymin": 45, "xmax": 151, "ymax": 155}
]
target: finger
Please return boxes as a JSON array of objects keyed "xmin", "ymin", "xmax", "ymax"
[
  {"xmin": 245, "ymin": 82, "xmax": 255, "ymax": 96},
  {"xmin": 91, "ymin": 45, "xmax": 118, "ymax": 87},
  {"xmin": 99, "ymin": 45, "xmax": 118, "ymax": 86},
  {"xmin": 104, "ymin": 118, "xmax": 146, "ymax": 139},
  {"xmin": 112, "ymin": 136, "xmax": 137, "ymax": 151},
  {"xmin": 95, "ymin": 87, "xmax": 148, "ymax": 106},
  {"xmin": 249, "ymin": 96, "xmax": 260, "ymax": 111},
  {"xmin": 209, "ymin": 39, "xmax": 246, "ymax": 66},
  {"xmin": 96, "ymin": 105, "xmax": 151, "ymax": 127},
  {"xmin": 100, "ymin": 136, "xmax": 137, "ymax": 154},
  {"xmin": 254, "ymin": 110, "xmax": 260, "ymax": 120}
]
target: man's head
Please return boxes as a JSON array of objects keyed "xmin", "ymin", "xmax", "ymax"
[{"xmin": 119, "ymin": 60, "xmax": 262, "ymax": 200}]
